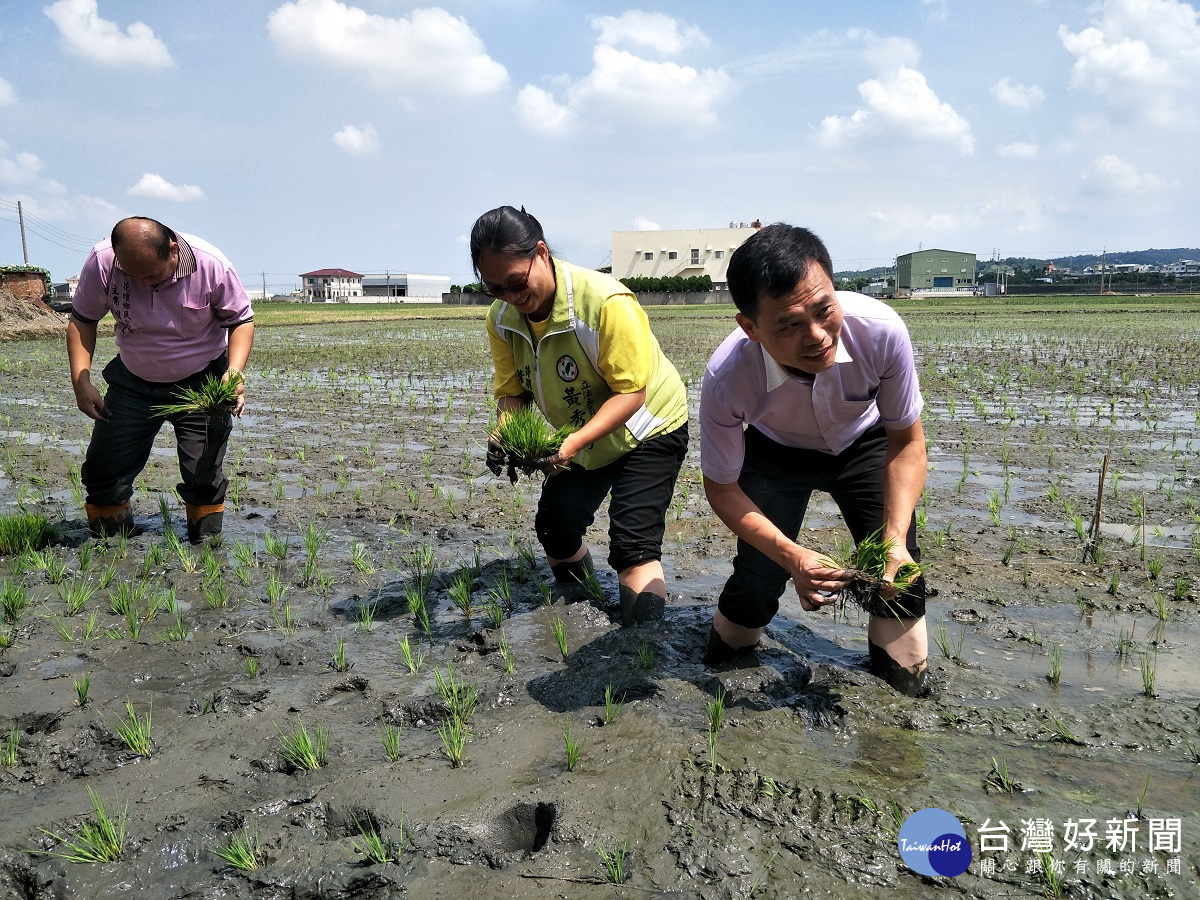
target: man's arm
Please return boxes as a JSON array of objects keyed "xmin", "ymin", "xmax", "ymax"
[
  {"xmin": 66, "ymin": 317, "xmax": 106, "ymax": 421},
  {"xmin": 880, "ymin": 418, "xmax": 927, "ymax": 585},
  {"xmin": 223, "ymin": 321, "xmax": 254, "ymax": 416},
  {"xmin": 703, "ymin": 475, "xmax": 851, "ymax": 609}
]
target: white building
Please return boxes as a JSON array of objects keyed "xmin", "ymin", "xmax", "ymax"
[
  {"xmin": 361, "ymin": 273, "xmax": 452, "ymax": 302},
  {"xmin": 611, "ymin": 221, "xmax": 763, "ymax": 291},
  {"xmin": 300, "ymin": 268, "xmax": 363, "ymax": 302}
]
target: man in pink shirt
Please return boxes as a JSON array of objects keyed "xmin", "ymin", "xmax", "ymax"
[
  {"xmin": 699, "ymin": 224, "xmax": 929, "ymax": 695},
  {"xmin": 67, "ymin": 217, "xmax": 254, "ymax": 543}
]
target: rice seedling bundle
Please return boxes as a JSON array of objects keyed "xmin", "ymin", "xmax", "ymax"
[
  {"xmin": 151, "ymin": 372, "xmax": 243, "ymax": 418},
  {"xmin": 829, "ymin": 528, "xmax": 922, "ymax": 618},
  {"xmin": 490, "ymin": 405, "xmax": 574, "ymax": 483},
  {"xmin": 0, "ymin": 512, "xmax": 53, "ymax": 555}
]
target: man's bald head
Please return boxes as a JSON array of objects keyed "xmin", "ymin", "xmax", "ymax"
[{"xmin": 111, "ymin": 217, "xmax": 177, "ymax": 288}]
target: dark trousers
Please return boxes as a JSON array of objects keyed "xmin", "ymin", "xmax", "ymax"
[
  {"xmin": 717, "ymin": 425, "xmax": 924, "ymax": 629},
  {"xmin": 81, "ymin": 355, "xmax": 232, "ymax": 508},
  {"xmin": 535, "ymin": 424, "xmax": 688, "ymax": 573}
]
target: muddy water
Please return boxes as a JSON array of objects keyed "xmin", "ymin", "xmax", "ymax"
[{"xmin": 1, "ymin": 312, "xmax": 1198, "ymax": 899}]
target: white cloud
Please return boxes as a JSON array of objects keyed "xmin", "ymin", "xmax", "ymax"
[
  {"xmin": 992, "ymin": 77, "xmax": 1045, "ymax": 109},
  {"xmin": 1058, "ymin": 0, "xmax": 1200, "ymax": 123},
  {"xmin": 332, "ymin": 123, "xmax": 380, "ymax": 155},
  {"xmin": 127, "ymin": 173, "xmax": 205, "ymax": 202},
  {"xmin": 998, "ymin": 141, "xmax": 1040, "ymax": 159},
  {"xmin": 43, "ymin": 0, "xmax": 173, "ymax": 68},
  {"xmin": 819, "ymin": 65, "xmax": 974, "ymax": 154},
  {"xmin": 591, "ymin": 11, "xmax": 709, "ymax": 54},
  {"xmin": 0, "ymin": 76, "xmax": 15, "ymax": 106},
  {"xmin": 633, "ymin": 216, "xmax": 660, "ymax": 231},
  {"xmin": 1081, "ymin": 153, "xmax": 1167, "ymax": 192},
  {"xmin": 514, "ymin": 85, "xmax": 576, "ymax": 136},
  {"xmin": 268, "ymin": 0, "xmax": 507, "ymax": 97}
]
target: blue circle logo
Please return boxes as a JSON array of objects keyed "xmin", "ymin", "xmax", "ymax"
[{"xmin": 897, "ymin": 808, "xmax": 972, "ymax": 877}]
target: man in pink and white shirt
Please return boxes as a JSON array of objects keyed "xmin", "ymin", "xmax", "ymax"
[
  {"xmin": 68, "ymin": 217, "xmax": 254, "ymax": 542},
  {"xmin": 699, "ymin": 223, "xmax": 929, "ymax": 695}
]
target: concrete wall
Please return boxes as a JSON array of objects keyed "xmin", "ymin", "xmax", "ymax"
[{"xmin": 0, "ymin": 271, "xmax": 50, "ymax": 303}]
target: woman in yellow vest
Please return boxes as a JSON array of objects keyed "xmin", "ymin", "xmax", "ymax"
[{"xmin": 472, "ymin": 206, "xmax": 689, "ymax": 627}]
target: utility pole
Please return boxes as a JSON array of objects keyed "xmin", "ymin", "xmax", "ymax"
[
  {"xmin": 262, "ymin": 272, "xmax": 267, "ymax": 302},
  {"xmin": 17, "ymin": 201, "xmax": 29, "ymax": 264}
]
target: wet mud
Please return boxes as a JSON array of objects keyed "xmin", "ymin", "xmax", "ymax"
[{"xmin": 1, "ymin": 311, "xmax": 1198, "ymax": 898}]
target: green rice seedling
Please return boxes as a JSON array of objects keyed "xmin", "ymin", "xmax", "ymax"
[
  {"xmin": 103, "ymin": 626, "xmax": 123, "ymax": 639},
  {"xmin": 273, "ymin": 602, "xmax": 299, "ymax": 636},
  {"xmin": 80, "ymin": 611, "xmax": 100, "ymax": 641},
  {"xmin": 490, "ymin": 405, "xmax": 573, "ymax": 482},
  {"xmin": 0, "ymin": 511, "xmax": 53, "ymax": 554},
  {"xmin": 3, "ymin": 725, "xmax": 19, "ymax": 767},
  {"xmin": 49, "ymin": 616, "xmax": 75, "ymax": 642},
  {"xmin": 96, "ymin": 561, "xmax": 117, "ymax": 590},
  {"xmin": 1072, "ymin": 514, "xmax": 1086, "ymax": 544},
  {"xmin": 243, "ymin": 656, "xmax": 259, "ymax": 678},
  {"xmin": 230, "ymin": 539, "xmax": 257, "ymax": 569},
  {"xmin": 275, "ymin": 717, "xmax": 328, "ymax": 771},
  {"xmin": 433, "ymin": 666, "xmax": 478, "ymax": 724},
  {"xmin": 398, "ymin": 634, "xmax": 425, "ymax": 674},
  {"xmin": 151, "ymin": 371, "xmax": 243, "ymax": 417},
  {"xmin": 234, "ymin": 566, "xmax": 251, "ymax": 587},
  {"xmin": 350, "ymin": 541, "xmax": 374, "ymax": 576},
  {"xmin": 2, "ymin": 580, "xmax": 30, "ymax": 624},
  {"xmin": 211, "ymin": 828, "xmax": 262, "ymax": 871},
  {"xmin": 44, "ymin": 552, "xmax": 67, "ymax": 585},
  {"xmin": 204, "ymin": 579, "xmax": 232, "ymax": 610},
  {"xmin": 563, "ymin": 716, "xmax": 581, "ymax": 771},
  {"xmin": 1115, "ymin": 626, "xmax": 1136, "ymax": 663},
  {"xmin": 1047, "ymin": 643, "xmax": 1064, "ymax": 686},
  {"xmin": 157, "ymin": 493, "xmax": 173, "ymax": 529},
  {"xmin": 1173, "ymin": 575, "xmax": 1190, "ymax": 601},
  {"xmin": 8, "ymin": 550, "xmax": 31, "ymax": 580},
  {"xmin": 351, "ymin": 816, "xmax": 399, "ymax": 865},
  {"xmin": 266, "ymin": 570, "xmax": 287, "ymax": 606},
  {"xmin": 379, "ymin": 723, "xmax": 403, "ymax": 762},
  {"xmin": 988, "ymin": 490, "xmax": 1002, "ymax": 527},
  {"xmin": 498, "ymin": 634, "xmax": 515, "ymax": 674},
  {"xmin": 483, "ymin": 600, "xmax": 504, "ymax": 631},
  {"xmin": 1147, "ymin": 554, "xmax": 1164, "ymax": 580},
  {"xmin": 57, "ymin": 578, "xmax": 96, "ymax": 617},
  {"xmin": 515, "ymin": 542, "xmax": 538, "ymax": 583},
  {"xmin": 110, "ymin": 701, "xmax": 153, "ymax": 757},
  {"xmin": 1140, "ymin": 651, "xmax": 1157, "ymax": 697},
  {"xmin": 263, "ymin": 531, "xmax": 290, "ymax": 566},
  {"xmin": 550, "ymin": 616, "xmax": 568, "ymax": 661},
  {"xmin": 438, "ymin": 716, "xmax": 468, "ymax": 767},
  {"xmin": 200, "ymin": 545, "xmax": 221, "ymax": 583},
  {"xmin": 405, "ymin": 584, "xmax": 431, "ymax": 636},
  {"xmin": 1001, "ymin": 536, "xmax": 1016, "ymax": 566},
  {"xmin": 986, "ymin": 752, "xmax": 1017, "ymax": 793},
  {"xmin": 829, "ymin": 528, "xmax": 921, "ymax": 617},
  {"xmin": 488, "ymin": 569, "xmax": 513, "ymax": 612},
  {"xmin": 1185, "ymin": 740, "xmax": 1200, "ymax": 764},
  {"xmin": 329, "ymin": 636, "xmax": 351, "ymax": 672},
  {"xmin": 77, "ymin": 541, "xmax": 94, "ymax": 574},
  {"xmin": 0, "ymin": 627, "xmax": 14, "ymax": 649},
  {"xmin": 1047, "ymin": 715, "xmax": 1085, "ymax": 746},
  {"xmin": 575, "ymin": 568, "xmax": 607, "ymax": 603},
  {"xmin": 448, "ymin": 570, "xmax": 474, "ymax": 619},
  {"xmin": 635, "ymin": 640, "xmax": 654, "ymax": 669},
  {"xmin": 535, "ymin": 577, "xmax": 552, "ymax": 606},
  {"xmin": 932, "ymin": 618, "xmax": 953, "ymax": 659},
  {"xmin": 705, "ymin": 687, "xmax": 727, "ymax": 773},
  {"xmin": 1037, "ymin": 851, "xmax": 1066, "ymax": 898},
  {"xmin": 124, "ymin": 607, "xmax": 142, "ymax": 639},
  {"xmin": 1152, "ymin": 590, "xmax": 1169, "ymax": 621},
  {"xmin": 35, "ymin": 786, "xmax": 127, "ymax": 863},
  {"xmin": 596, "ymin": 838, "xmax": 628, "ymax": 885},
  {"xmin": 113, "ymin": 531, "xmax": 127, "ymax": 560},
  {"xmin": 1107, "ymin": 571, "xmax": 1120, "ymax": 596},
  {"xmin": 603, "ymin": 682, "xmax": 625, "ymax": 725},
  {"xmin": 355, "ymin": 595, "xmax": 378, "ymax": 632}
]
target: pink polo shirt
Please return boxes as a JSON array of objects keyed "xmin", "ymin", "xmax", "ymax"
[
  {"xmin": 72, "ymin": 231, "xmax": 253, "ymax": 383},
  {"xmin": 699, "ymin": 291, "xmax": 923, "ymax": 484}
]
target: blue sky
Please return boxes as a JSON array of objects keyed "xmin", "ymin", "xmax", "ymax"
[{"xmin": 1, "ymin": 0, "xmax": 1197, "ymax": 292}]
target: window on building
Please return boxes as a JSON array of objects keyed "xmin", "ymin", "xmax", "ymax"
[
  {"xmin": 715, "ymin": 250, "xmax": 724, "ymax": 259},
  {"xmin": 690, "ymin": 249, "xmax": 700, "ymax": 264},
  {"xmin": 644, "ymin": 252, "xmax": 653, "ymax": 261},
  {"xmin": 668, "ymin": 251, "xmax": 678, "ymax": 260}
]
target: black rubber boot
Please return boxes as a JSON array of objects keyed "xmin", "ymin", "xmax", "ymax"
[
  {"xmin": 619, "ymin": 585, "xmax": 665, "ymax": 627},
  {"xmin": 185, "ymin": 503, "xmax": 225, "ymax": 545},
  {"xmin": 868, "ymin": 641, "xmax": 929, "ymax": 697},
  {"xmin": 703, "ymin": 626, "xmax": 758, "ymax": 666},
  {"xmin": 550, "ymin": 550, "xmax": 596, "ymax": 603}
]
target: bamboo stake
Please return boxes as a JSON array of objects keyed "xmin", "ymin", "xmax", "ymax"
[{"xmin": 1084, "ymin": 452, "xmax": 1109, "ymax": 563}]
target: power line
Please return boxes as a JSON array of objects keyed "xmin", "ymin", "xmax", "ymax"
[
  {"xmin": 0, "ymin": 214, "xmax": 96, "ymax": 253},
  {"xmin": 0, "ymin": 200, "xmax": 100, "ymax": 246}
]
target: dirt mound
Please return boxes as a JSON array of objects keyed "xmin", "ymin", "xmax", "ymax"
[{"xmin": 0, "ymin": 287, "xmax": 67, "ymax": 341}]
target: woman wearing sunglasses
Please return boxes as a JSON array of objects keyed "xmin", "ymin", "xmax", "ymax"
[{"xmin": 472, "ymin": 205, "xmax": 689, "ymax": 627}]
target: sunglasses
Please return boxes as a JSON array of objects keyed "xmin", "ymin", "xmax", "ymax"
[{"xmin": 480, "ymin": 252, "xmax": 536, "ymax": 299}]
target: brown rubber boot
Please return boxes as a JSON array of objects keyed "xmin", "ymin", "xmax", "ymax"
[
  {"xmin": 550, "ymin": 550, "xmax": 596, "ymax": 603},
  {"xmin": 86, "ymin": 502, "xmax": 135, "ymax": 538},
  {"xmin": 185, "ymin": 502, "xmax": 224, "ymax": 544},
  {"xmin": 619, "ymin": 585, "xmax": 665, "ymax": 627},
  {"xmin": 868, "ymin": 641, "xmax": 929, "ymax": 697}
]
